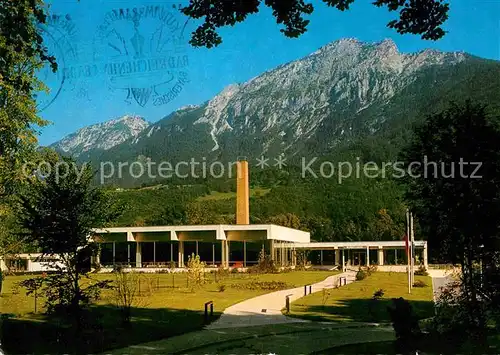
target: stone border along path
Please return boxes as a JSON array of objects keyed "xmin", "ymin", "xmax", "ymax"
[{"xmin": 206, "ymin": 271, "xmax": 357, "ymax": 329}]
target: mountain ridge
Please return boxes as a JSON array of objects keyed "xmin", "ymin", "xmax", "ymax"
[
  {"xmin": 50, "ymin": 38, "xmax": 500, "ymax": 188},
  {"xmin": 50, "ymin": 115, "xmax": 150, "ymax": 157}
]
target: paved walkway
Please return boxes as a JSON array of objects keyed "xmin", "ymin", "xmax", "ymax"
[
  {"xmin": 428, "ymin": 269, "xmax": 456, "ymax": 302},
  {"xmin": 207, "ymin": 271, "xmax": 357, "ymax": 329}
]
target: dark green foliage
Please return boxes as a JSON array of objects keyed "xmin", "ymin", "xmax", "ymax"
[
  {"xmin": 401, "ymin": 101, "xmax": 500, "ymax": 325},
  {"xmin": 146, "ymin": 204, "xmax": 187, "ymax": 226},
  {"xmin": 181, "ymin": 0, "xmax": 449, "ymax": 48},
  {"xmin": 228, "ymin": 280, "xmax": 290, "ymax": 291},
  {"xmin": 373, "ymin": 288, "xmax": 385, "ymax": 300},
  {"xmin": 415, "ymin": 264, "xmax": 429, "ymax": 276},
  {"xmin": 369, "ymin": 289, "xmax": 385, "ymax": 321},
  {"xmin": 249, "ymin": 249, "xmax": 279, "ymax": 274},
  {"xmin": 356, "ymin": 269, "xmax": 367, "ymax": 281},
  {"xmin": 16, "ymin": 157, "xmax": 122, "ymax": 324},
  {"xmin": 17, "ymin": 157, "xmax": 123, "ymax": 256},
  {"xmin": 387, "ymin": 297, "xmax": 421, "ymax": 353},
  {"xmin": 431, "ymin": 280, "xmax": 488, "ymax": 341},
  {"xmin": 0, "ymin": 0, "xmax": 56, "ymax": 81},
  {"xmin": 266, "ymin": 213, "xmax": 302, "ymax": 229},
  {"xmin": 18, "ymin": 277, "xmax": 43, "ymax": 297},
  {"xmin": 413, "ymin": 280, "xmax": 427, "ymax": 288},
  {"xmin": 295, "ymin": 250, "xmax": 310, "ymax": 270},
  {"xmin": 110, "ymin": 185, "xmax": 206, "ymax": 226},
  {"xmin": 20, "ymin": 274, "xmax": 113, "ymax": 315},
  {"xmin": 0, "ymin": 0, "xmax": 56, "ymax": 198}
]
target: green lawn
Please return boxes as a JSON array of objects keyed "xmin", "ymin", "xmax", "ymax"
[
  {"xmin": 287, "ymin": 272, "xmax": 435, "ymax": 323},
  {"xmin": 0, "ymin": 270, "xmax": 336, "ymax": 354},
  {"xmin": 317, "ymin": 335, "xmax": 500, "ymax": 355},
  {"xmin": 106, "ymin": 323, "xmax": 396, "ymax": 355}
]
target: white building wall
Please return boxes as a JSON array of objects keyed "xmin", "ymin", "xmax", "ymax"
[
  {"xmin": 269, "ymin": 225, "xmax": 310, "ymax": 243},
  {"xmin": 377, "ymin": 265, "xmax": 410, "ymax": 273},
  {"xmin": 28, "ymin": 261, "xmax": 65, "ymax": 272}
]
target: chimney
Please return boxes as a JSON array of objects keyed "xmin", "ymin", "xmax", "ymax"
[{"xmin": 236, "ymin": 157, "xmax": 250, "ymax": 224}]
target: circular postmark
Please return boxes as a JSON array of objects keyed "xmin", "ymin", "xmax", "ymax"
[
  {"xmin": 93, "ymin": 5, "xmax": 190, "ymax": 107},
  {"xmin": 36, "ymin": 14, "xmax": 78, "ymax": 112}
]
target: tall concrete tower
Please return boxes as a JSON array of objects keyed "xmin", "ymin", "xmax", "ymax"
[{"xmin": 236, "ymin": 158, "xmax": 250, "ymax": 224}]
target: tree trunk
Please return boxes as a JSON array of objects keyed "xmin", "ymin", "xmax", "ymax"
[{"xmin": 73, "ymin": 253, "xmax": 81, "ymax": 332}]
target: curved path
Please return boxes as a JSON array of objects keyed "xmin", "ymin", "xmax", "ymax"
[
  {"xmin": 428, "ymin": 269, "xmax": 456, "ymax": 302},
  {"xmin": 207, "ymin": 271, "xmax": 357, "ymax": 329}
]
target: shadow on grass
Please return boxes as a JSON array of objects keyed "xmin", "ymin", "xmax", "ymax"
[
  {"xmin": 290, "ymin": 298, "xmax": 434, "ymax": 323},
  {"xmin": 311, "ymin": 335, "xmax": 500, "ymax": 355},
  {"xmin": 1, "ymin": 305, "xmax": 214, "ymax": 355}
]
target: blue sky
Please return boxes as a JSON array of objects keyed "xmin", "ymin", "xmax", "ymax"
[{"xmin": 38, "ymin": 0, "xmax": 500, "ymax": 146}]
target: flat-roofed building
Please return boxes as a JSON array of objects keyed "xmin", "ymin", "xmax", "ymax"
[
  {"xmin": 90, "ymin": 225, "xmax": 427, "ymax": 272},
  {"xmin": 91, "ymin": 224, "xmax": 308, "ymax": 269},
  {"xmin": 0, "ymin": 157, "xmax": 428, "ymax": 273}
]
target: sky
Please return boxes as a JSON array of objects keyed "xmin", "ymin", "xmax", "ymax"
[{"xmin": 37, "ymin": 0, "xmax": 500, "ymax": 146}]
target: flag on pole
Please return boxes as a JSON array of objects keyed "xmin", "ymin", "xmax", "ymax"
[
  {"xmin": 402, "ymin": 233, "xmax": 409, "ymax": 257},
  {"xmin": 403, "ymin": 232, "xmax": 411, "ymax": 294}
]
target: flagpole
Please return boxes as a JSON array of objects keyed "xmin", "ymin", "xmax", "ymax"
[
  {"xmin": 410, "ymin": 212, "xmax": 415, "ymax": 287},
  {"xmin": 406, "ymin": 209, "xmax": 411, "ymax": 294}
]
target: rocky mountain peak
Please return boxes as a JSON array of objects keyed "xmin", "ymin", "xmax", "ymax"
[
  {"xmin": 56, "ymin": 37, "xmax": 493, "ymax": 172},
  {"xmin": 186, "ymin": 38, "xmax": 469, "ymax": 152},
  {"xmin": 50, "ymin": 115, "xmax": 150, "ymax": 157}
]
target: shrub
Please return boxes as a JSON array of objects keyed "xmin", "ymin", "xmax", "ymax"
[
  {"xmin": 413, "ymin": 280, "xmax": 427, "ymax": 288},
  {"xmin": 415, "ymin": 265, "xmax": 429, "ymax": 276},
  {"xmin": 143, "ymin": 276, "xmax": 158, "ymax": 295},
  {"xmin": 369, "ymin": 290, "xmax": 385, "ymax": 321},
  {"xmin": 248, "ymin": 249, "xmax": 278, "ymax": 274},
  {"xmin": 216, "ymin": 267, "xmax": 231, "ymax": 279},
  {"xmin": 112, "ymin": 264, "xmax": 124, "ymax": 273},
  {"xmin": 430, "ymin": 280, "xmax": 488, "ymax": 340},
  {"xmin": 367, "ymin": 265, "xmax": 378, "ymax": 275},
  {"xmin": 356, "ymin": 269, "xmax": 367, "ymax": 281},
  {"xmin": 322, "ymin": 289, "xmax": 331, "ymax": 306},
  {"xmin": 11, "ymin": 282, "xmax": 20, "ymax": 295},
  {"xmin": 186, "ymin": 253, "xmax": 206, "ymax": 291},
  {"xmin": 387, "ymin": 297, "xmax": 421, "ymax": 353},
  {"xmin": 20, "ymin": 274, "xmax": 112, "ymax": 316},
  {"xmin": 168, "ymin": 261, "xmax": 177, "ymax": 269},
  {"xmin": 113, "ymin": 271, "xmax": 142, "ymax": 325},
  {"xmin": 229, "ymin": 281, "xmax": 289, "ymax": 291},
  {"xmin": 218, "ymin": 284, "xmax": 226, "ymax": 292},
  {"xmin": 295, "ymin": 250, "xmax": 310, "ymax": 270},
  {"xmin": 373, "ymin": 288, "xmax": 385, "ymax": 300}
]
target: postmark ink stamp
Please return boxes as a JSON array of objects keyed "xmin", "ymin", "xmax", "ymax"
[
  {"xmin": 93, "ymin": 4, "xmax": 190, "ymax": 107},
  {"xmin": 37, "ymin": 13, "xmax": 79, "ymax": 112}
]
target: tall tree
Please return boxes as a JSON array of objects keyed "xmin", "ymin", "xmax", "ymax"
[
  {"xmin": 181, "ymin": 0, "xmax": 449, "ymax": 48},
  {"xmin": 400, "ymin": 101, "xmax": 500, "ymax": 334},
  {"xmin": 0, "ymin": 0, "xmax": 56, "ymax": 195},
  {"xmin": 16, "ymin": 157, "xmax": 123, "ymax": 321},
  {"xmin": 0, "ymin": 0, "xmax": 58, "ymax": 258}
]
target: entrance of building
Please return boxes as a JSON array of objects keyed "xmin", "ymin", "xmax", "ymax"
[{"xmin": 352, "ymin": 251, "xmax": 366, "ymax": 266}]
